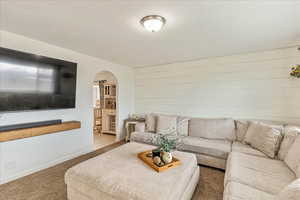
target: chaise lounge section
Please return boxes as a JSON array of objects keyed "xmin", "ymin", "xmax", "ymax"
[
  {"xmin": 224, "ymin": 152, "xmax": 296, "ymax": 199},
  {"xmin": 130, "ymin": 113, "xmax": 300, "ymax": 200}
]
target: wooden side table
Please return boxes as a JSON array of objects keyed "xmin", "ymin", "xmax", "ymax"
[{"xmin": 125, "ymin": 119, "xmax": 145, "ymax": 142}]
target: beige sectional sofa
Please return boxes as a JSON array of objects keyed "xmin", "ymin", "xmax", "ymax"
[{"xmin": 130, "ymin": 114, "xmax": 300, "ymax": 200}]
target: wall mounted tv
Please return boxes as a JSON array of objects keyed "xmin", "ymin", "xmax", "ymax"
[{"xmin": 0, "ymin": 47, "xmax": 77, "ymax": 112}]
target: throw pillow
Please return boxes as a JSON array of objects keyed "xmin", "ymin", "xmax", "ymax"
[
  {"xmin": 284, "ymin": 135, "xmax": 300, "ymax": 177},
  {"xmin": 145, "ymin": 113, "xmax": 156, "ymax": 132},
  {"xmin": 278, "ymin": 126, "xmax": 300, "ymax": 160},
  {"xmin": 235, "ymin": 120, "xmax": 249, "ymax": 142},
  {"xmin": 156, "ymin": 114, "xmax": 177, "ymax": 135},
  {"xmin": 275, "ymin": 178, "xmax": 300, "ymax": 200},
  {"xmin": 246, "ymin": 120, "xmax": 284, "ymax": 132},
  {"xmin": 135, "ymin": 122, "xmax": 146, "ymax": 132},
  {"xmin": 244, "ymin": 121, "xmax": 282, "ymax": 158},
  {"xmin": 177, "ymin": 116, "xmax": 190, "ymax": 136}
]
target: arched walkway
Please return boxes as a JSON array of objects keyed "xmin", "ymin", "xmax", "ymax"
[{"xmin": 92, "ymin": 71, "xmax": 118, "ymax": 149}]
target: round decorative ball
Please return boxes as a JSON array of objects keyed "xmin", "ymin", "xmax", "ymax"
[{"xmin": 153, "ymin": 156, "xmax": 162, "ymax": 166}]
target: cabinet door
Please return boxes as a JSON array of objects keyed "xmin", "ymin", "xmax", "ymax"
[{"xmin": 104, "ymin": 85, "xmax": 110, "ymax": 95}]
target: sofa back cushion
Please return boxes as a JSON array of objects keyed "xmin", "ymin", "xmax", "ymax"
[
  {"xmin": 156, "ymin": 114, "xmax": 177, "ymax": 135},
  {"xmin": 189, "ymin": 118, "xmax": 235, "ymax": 141},
  {"xmin": 284, "ymin": 135, "xmax": 300, "ymax": 178},
  {"xmin": 278, "ymin": 126, "xmax": 300, "ymax": 161},
  {"xmin": 276, "ymin": 178, "xmax": 300, "ymax": 200},
  {"xmin": 244, "ymin": 121, "xmax": 283, "ymax": 158}
]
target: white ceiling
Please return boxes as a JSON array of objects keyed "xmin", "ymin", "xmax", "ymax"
[{"xmin": 1, "ymin": 0, "xmax": 300, "ymax": 68}]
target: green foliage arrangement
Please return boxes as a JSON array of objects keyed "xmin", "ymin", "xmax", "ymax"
[
  {"xmin": 290, "ymin": 65, "xmax": 300, "ymax": 78},
  {"xmin": 156, "ymin": 134, "xmax": 181, "ymax": 152}
]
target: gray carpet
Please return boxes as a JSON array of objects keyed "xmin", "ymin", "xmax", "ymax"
[{"xmin": 0, "ymin": 142, "xmax": 224, "ymax": 200}]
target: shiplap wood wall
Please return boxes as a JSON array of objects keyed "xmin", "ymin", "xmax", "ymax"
[{"xmin": 135, "ymin": 47, "xmax": 300, "ymax": 124}]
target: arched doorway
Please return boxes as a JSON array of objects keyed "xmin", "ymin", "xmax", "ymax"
[{"xmin": 93, "ymin": 71, "xmax": 118, "ymax": 149}]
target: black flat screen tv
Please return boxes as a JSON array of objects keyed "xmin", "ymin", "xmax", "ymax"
[{"xmin": 0, "ymin": 47, "xmax": 77, "ymax": 112}]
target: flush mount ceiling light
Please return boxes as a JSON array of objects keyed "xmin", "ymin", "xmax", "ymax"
[{"xmin": 140, "ymin": 15, "xmax": 166, "ymax": 32}]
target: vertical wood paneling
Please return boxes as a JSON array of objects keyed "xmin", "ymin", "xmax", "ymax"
[{"xmin": 135, "ymin": 47, "xmax": 300, "ymax": 124}]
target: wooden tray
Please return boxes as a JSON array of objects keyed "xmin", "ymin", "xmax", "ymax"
[{"xmin": 138, "ymin": 150, "xmax": 181, "ymax": 172}]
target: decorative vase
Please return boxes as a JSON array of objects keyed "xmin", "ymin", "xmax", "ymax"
[
  {"xmin": 152, "ymin": 148, "xmax": 161, "ymax": 158},
  {"xmin": 161, "ymin": 151, "xmax": 172, "ymax": 164}
]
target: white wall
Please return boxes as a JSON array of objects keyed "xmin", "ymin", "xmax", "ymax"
[
  {"xmin": 135, "ymin": 47, "xmax": 300, "ymax": 124},
  {"xmin": 94, "ymin": 71, "xmax": 117, "ymax": 84},
  {"xmin": 0, "ymin": 31, "xmax": 135, "ymax": 184}
]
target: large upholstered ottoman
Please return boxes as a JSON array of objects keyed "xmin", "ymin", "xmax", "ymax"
[{"xmin": 65, "ymin": 142, "xmax": 199, "ymax": 200}]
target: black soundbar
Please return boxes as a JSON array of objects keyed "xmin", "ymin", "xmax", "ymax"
[{"xmin": 0, "ymin": 120, "xmax": 62, "ymax": 132}]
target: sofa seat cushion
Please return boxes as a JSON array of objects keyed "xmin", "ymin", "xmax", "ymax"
[
  {"xmin": 224, "ymin": 181, "xmax": 274, "ymax": 200},
  {"xmin": 195, "ymin": 154, "xmax": 227, "ymax": 170},
  {"xmin": 232, "ymin": 142, "xmax": 267, "ymax": 158},
  {"xmin": 180, "ymin": 136, "xmax": 231, "ymax": 159},
  {"xmin": 130, "ymin": 131, "xmax": 158, "ymax": 145},
  {"xmin": 225, "ymin": 152, "xmax": 296, "ymax": 195}
]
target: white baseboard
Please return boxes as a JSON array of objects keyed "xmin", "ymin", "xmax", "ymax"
[{"xmin": 0, "ymin": 145, "xmax": 93, "ymax": 184}]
